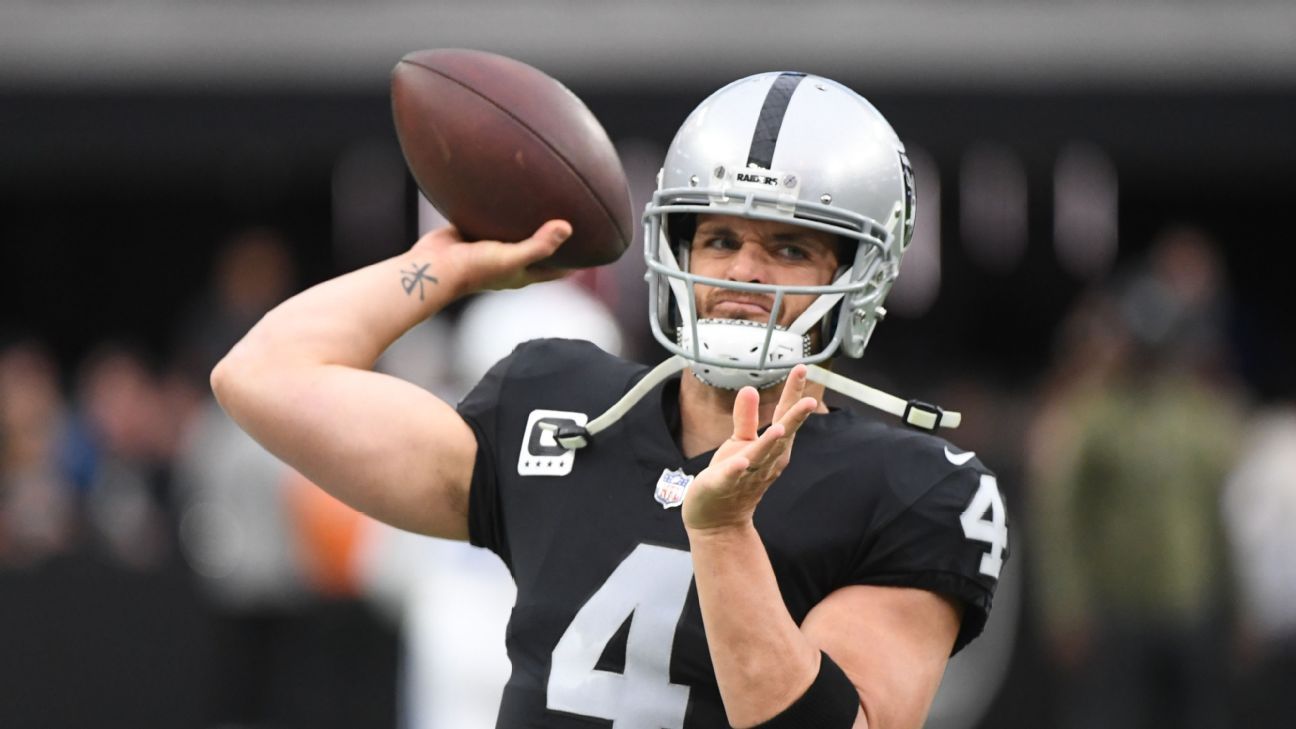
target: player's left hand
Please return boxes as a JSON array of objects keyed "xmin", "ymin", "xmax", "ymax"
[{"xmin": 683, "ymin": 364, "xmax": 818, "ymax": 533}]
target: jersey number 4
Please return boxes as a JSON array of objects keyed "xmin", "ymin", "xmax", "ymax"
[
  {"xmin": 548, "ymin": 544, "xmax": 694, "ymax": 729},
  {"xmin": 959, "ymin": 474, "xmax": 1007, "ymax": 579}
]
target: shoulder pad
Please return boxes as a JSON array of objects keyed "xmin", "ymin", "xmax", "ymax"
[{"xmin": 876, "ymin": 428, "xmax": 989, "ymax": 509}]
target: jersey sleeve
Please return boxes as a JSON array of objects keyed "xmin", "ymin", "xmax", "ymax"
[
  {"xmin": 456, "ymin": 345, "xmax": 518, "ymax": 563},
  {"xmin": 846, "ymin": 449, "xmax": 1008, "ymax": 654}
]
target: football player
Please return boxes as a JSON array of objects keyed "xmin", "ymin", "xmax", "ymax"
[{"xmin": 213, "ymin": 72, "xmax": 1007, "ymax": 729}]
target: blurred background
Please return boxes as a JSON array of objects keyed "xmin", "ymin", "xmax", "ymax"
[{"xmin": 2, "ymin": 1, "xmax": 1294, "ymax": 728}]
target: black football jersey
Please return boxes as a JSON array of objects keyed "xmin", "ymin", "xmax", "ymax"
[{"xmin": 458, "ymin": 339, "xmax": 1006, "ymax": 729}]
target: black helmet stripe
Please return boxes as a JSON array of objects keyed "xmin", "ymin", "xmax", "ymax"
[{"xmin": 746, "ymin": 72, "xmax": 807, "ymax": 171}]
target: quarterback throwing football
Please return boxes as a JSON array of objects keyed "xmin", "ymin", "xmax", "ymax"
[{"xmin": 214, "ymin": 72, "xmax": 1007, "ymax": 729}]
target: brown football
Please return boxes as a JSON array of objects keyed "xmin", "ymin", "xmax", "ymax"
[{"xmin": 391, "ymin": 49, "xmax": 633, "ymax": 268}]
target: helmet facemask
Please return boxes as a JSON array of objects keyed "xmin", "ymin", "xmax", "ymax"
[{"xmin": 645, "ymin": 181, "xmax": 901, "ymax": 390}]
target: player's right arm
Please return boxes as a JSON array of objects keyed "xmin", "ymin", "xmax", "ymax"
[{"xmin": 210, "ymin": 221, "xmax": 571, "ymax": 540}]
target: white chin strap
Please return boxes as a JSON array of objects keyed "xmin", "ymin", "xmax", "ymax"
[
  {"xmin": 543, "ymin": 354, "xmax": 961, "ymax": 451},
  {"xmin": 540, "ymin": 244, "xmax": 961, "ymax": 451}
]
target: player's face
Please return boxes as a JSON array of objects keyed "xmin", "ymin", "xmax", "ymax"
[{"xmin": 689, "ymin": 214, "xmax": 840, "ymax": 327}]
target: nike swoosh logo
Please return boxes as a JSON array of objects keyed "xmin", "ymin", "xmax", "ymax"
[{"xmin": 944, "ymin": 446, "xmax": 976, "ymax": 466}]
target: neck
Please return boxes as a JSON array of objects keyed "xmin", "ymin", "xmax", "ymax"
[{"xmin": 677, "ymin": 368, "xmax": 829, "ymax": 459}]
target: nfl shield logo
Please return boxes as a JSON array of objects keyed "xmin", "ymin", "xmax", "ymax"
[{"xmin": 654, "ymin": 468, "xmax": 694, "ymax": 509}]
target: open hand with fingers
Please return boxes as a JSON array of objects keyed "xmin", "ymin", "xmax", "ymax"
[{"xmin": 683, "ymin": 364, "xmax": 819, "ymax": 533}]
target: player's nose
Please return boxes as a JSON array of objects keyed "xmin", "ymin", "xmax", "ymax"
[{"xmin": 725, "ymin": 242, "xmax": 770, "ymax": 283}]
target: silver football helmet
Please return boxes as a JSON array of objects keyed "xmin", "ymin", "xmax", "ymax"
[
  {"xmin": 644, "ymin": 71, "xmax": 917, "ymax": 390},
  {"xmin": 546, "ymin": 73, "xmax": 957, "ymax": 453}
]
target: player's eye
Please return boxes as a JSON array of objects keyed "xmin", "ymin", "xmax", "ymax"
[
  {"xmin": 699, "ymin": 236, "xmax": 741, "ymax": 251},
  {"xmin": 777, "ymin": 244, "xmax": 810, "ymax": 261}
]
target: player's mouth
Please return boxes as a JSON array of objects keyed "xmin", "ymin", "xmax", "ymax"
[{"xmin": 708, "ymin": 296, "xmax": 774, "ymax": 321}]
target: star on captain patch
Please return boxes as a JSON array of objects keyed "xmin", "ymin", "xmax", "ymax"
[{"xmin": 654, "ymin": 468, "xmax": 694, "ymax": 509}]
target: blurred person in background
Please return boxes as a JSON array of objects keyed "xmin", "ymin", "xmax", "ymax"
[
  {"xmin": 0, "ymin": 339, "xmax": 76, "ymax": 566},
  {"xmin": 1221, "ymin": 381, "xmax": 1296, "ymax": 729},
  {"xmin": 1028, "ymin": 225, "xmax": 1243, "ymax": 729},
  {"xmin": 173, "ymin": 226, "xmax": 306, "ymax": 614},
  {"xmin": 174, "ymin": 226, "xmax": 298, "ymax": 388},
  {"xmin": 62, "ymin": 344, "xmax": 177, "ymax": 569},
  {"xmin": 175, "ymin": 226, "xmax": 398, "ymax": 729}
]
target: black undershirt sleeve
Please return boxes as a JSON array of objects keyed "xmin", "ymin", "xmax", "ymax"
[{"xmin": 456, "ymin": 347, "xmax": 520, "ymax": 566}]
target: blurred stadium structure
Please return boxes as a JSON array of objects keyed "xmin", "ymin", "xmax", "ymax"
[
  {"xmin": 3, "ymin": 1, "xmax": 1296, "ymax": 90},
  {"xmin": 1, "ymin": 2, "xmax": 1294, "ymax": 728}
]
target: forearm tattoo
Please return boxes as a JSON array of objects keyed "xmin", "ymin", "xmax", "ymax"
[{"xmin": 400, "ymin": 262, "xmax": 439, "ymax": 301}]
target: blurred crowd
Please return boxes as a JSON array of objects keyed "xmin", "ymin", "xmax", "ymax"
[
  {"xmin": 1, "ymin": 219, "xmax": 1293, "ymax": 729},
  {"xmin": 0, "ymin": 222, "xmax": 633, "ymax": 729},
  {"xmin": 1023, "ymin": 225, "xmax": 1293, "ymax": 729}
]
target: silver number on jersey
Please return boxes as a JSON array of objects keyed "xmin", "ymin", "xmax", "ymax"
[
  {"xmin": 959, "ymin": 474, "xmax": 1008, "ymax": 579},
  {"xmin": 548, "ymin": 543, "xmax": 694, "ymax": 728}
]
